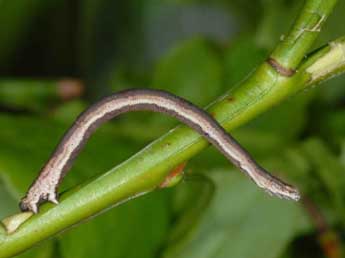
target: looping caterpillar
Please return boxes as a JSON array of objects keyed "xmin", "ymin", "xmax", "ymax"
[{"xmin": 20, "ymin": 89, "xmax": 300, "ymax": 213}]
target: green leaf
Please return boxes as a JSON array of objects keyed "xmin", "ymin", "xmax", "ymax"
[
  {"xmin": 318, "ymin": 109, "xmax": 345, "ymax": 144},
  {"xmin": 162, "ymin": 169, "xmax": 307, "ymax": 258},
  {"xmin": 224, "ymin": 36, "xmax": 268, "ymax": 87},
  {"xmin": 244, "ymin": 92, "xmax": 313, "ymax": 141},
  {"xmin": 52, "ymin": 100, "xmax": 86, "ymax": 124},
  {"xmin": 0, "ymin": 80, "xmax": 59, "ymax": 111},
  {"xmin": 167, "ymin": 174, "xmax": 215, "ymax": 249},
  {"xmin": 13, "ymin": 242, "xmax": 54, "ymax": 258},
  {"xmin": 0, "ymin": 181, "xmax": 17, "ymax": 218},
  {"xmin": 152, "ymin": 37, "xmax": 223, "ymax": 107},
  {"xmin": 300, "ymin": 138, "xmax": 345, "ymax": 222},
  {"xmin": 59, "ymin": 191, "xmax": 170, "ymax": 258}
]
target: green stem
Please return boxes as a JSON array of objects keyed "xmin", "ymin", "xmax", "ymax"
[
  {"xmin": 302, "ymin": 36, "xmax": 345, "ymax": 86},
  {"xmin": 271, "ymin": 0, "xmax": 338, "ymax": 70},
  {"xmin": 0, "ymin": 1, "xmax": 341, "ymax": 257}
]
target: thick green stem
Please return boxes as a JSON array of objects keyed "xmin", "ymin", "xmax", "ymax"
[{"xmin": 0, "ymin": 1, "xmax": 341, "ymax": 257}]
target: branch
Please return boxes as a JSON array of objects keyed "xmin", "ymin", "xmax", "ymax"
[
  {"xmin": 270, "ymin": 0, "xmax": 338, "ymax": 70},
  {"xmin": 302, "ymin": 36, "xmax": 345, "ymax": 86},
  {"xmin": 0, "ymin": 1, "xmax": 341, "ymax": 257}
]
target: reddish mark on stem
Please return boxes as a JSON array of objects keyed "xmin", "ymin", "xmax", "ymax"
[{"xmin": 159, "ymin": 162, "xmax": 187, "ymax": 188}]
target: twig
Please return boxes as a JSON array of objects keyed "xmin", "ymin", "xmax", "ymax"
[{"xmin": 302, "ymin": 197, "xmax": 343, "ymax": 258}]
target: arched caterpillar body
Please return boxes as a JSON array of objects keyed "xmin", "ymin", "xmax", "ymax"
[{"xmin": 20, "ymin": 89, "xmax": 300, "ymax": 213}]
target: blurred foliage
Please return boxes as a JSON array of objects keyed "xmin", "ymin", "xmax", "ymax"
[
  {"xmin": 163, "ymin": 169, "xmax": 308, "ymax": 258},
  {"xmin": 0, "ymin": 0, "xmax": 344, "ymax": 258}
]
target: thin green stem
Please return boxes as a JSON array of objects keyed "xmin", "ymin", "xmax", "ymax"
[
  {"xmin": 0, "ymin": 1, "xmax": 342, "ymax": 257},
  {"xmin": 302, "ymin": 36, "xmax": 345, "ymax": 86}
]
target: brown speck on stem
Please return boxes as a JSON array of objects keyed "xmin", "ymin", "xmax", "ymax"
[{"xmin": 266, "ymin": 57, "xmax": 296, "ymax": 77}]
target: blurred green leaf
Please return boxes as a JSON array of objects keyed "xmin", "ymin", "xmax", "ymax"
[
  {"xmin": 245, "ymin": 93, "xmax": 313, "ymax": 141},
  {"xmin": 162, "ymin": 169, "xmax": 307, "ymax": 258},
  {"xmin": 300, "ymin": 138, "xmax": 345, "ymax": 222},
  {"xmin": 166, "ymin": 174, "xmax": 215, "ymax": 251},
  {"xmin": 52, "ymin": 100, "xmax": 86, "ymax": 124},
  {"xmin": 13, "ymin": 242, "xmax": 54, "ymax": 258},
  {"xmin": 224, "ymin": 36, "xmax": 268, "ymax": 87},
  {"xmin": 0, "ymin": 80, "xmax": 59, "ymax": 111},
  {"xmin": 317, "ymin": 109, "xmax": 345, "ymax": 145},
  {"xmin": 152, "ymin": 37, "xmax": 223, "ymax": 106},
  {"xmin": 0, "ymin": 182, "xmax": 17, "ymax": 218},
  {"xmin": 59, "ymin": 191, "xmax": 170, "ymax": 258}
]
